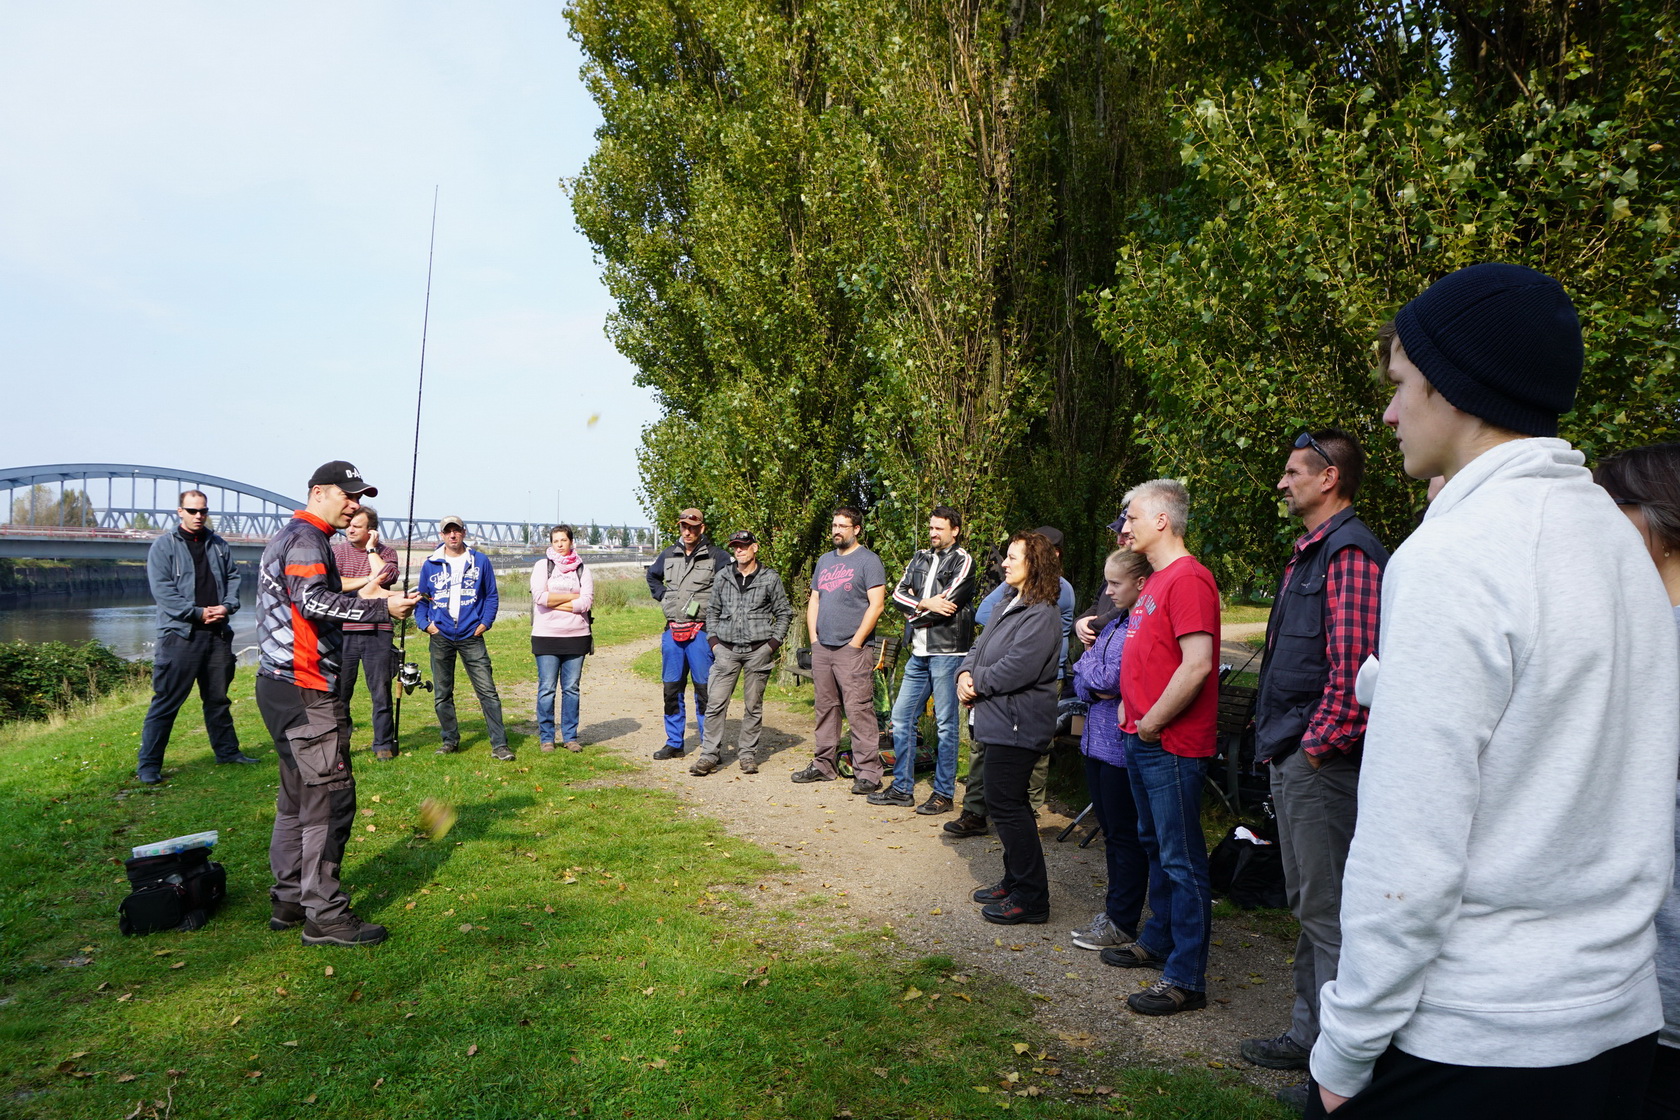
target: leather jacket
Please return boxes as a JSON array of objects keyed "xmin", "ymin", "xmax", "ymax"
[{"xmin": 890, "ymin": 545, "xmax": 977, "ymax": 655}]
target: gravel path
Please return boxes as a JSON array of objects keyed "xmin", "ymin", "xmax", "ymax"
[{"xmin": 507, "ymin": 630, "xmax": 1303, "ymax": 1097}]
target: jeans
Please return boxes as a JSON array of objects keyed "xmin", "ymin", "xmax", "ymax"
[
  {"xmin": 429, "ymin": 633, "xmax": 507, "ymax": 749},
  {"xmin": 1124, "ymin": 731, "xmax": 1212, "ymax": 992},
  {"xmin": 1083, "ymin": 754, "xmax": 1158, "ymax": 941},
  {"xmin": 335, "ymin": 630, "xmax": 395, "ymax": 751},
  {"xmin": 661, "ymin": 628, "xmax": 714, "ymax": 750},
  {"xmin": 138, "ymin": 626, "xmax": 240, "ymax": 774},
  {"xmin": 889, "ymin": 654, "xmax": 962, "ymax": 798},
  {"xmin": 535, "ymin": 653, "xmax": 585, "ymax": 744},
  {"xmin": 698, "ymin": 640, "xmax": 777, "ymax": 762},
  {"xmin": 982, "ymin": 741, "xmax": 1049, "ymax": 913}
]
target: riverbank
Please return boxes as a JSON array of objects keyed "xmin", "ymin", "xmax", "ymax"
[{"xmin": 0, "ymin": 559, "xmax": 156, "ymax": 604}]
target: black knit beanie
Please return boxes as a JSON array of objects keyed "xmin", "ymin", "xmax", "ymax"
[{"xmin": 1394, "ymin": 262, "xmax": 1583, "ymax": 437}]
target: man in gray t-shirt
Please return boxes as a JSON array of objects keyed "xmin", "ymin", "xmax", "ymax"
[{"xmin": 792, "ymin": 507, "xmax": 887, "ymax": 794}]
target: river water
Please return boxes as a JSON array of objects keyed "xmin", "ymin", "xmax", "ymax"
[{"xmin": 0, "ymin": 589, "xmax": 262, "ymax": 662}]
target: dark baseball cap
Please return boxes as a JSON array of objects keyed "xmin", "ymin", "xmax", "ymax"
[
  {"xmin": 727, "ymin": 530, "xmax": 757, "ymax": 547},
  {"xmin": 677, "ymin": 508, "xmax": 705, "ymax": 526},
  {"xmin": 309, "ymin": 460, "xmax": 378, "ymax": 497},
  {"xmin": 1106, "ymin": 511, "xmax": 1128, "ymax": 533},
  {"xmin": 1032, "ymin": 525, "xmax": 1065, "ymax": 550}
]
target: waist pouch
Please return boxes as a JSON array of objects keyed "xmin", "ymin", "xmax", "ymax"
[
  {"xmin": 119, "ymin": 847, "xmax": 227, "ymax": 936},
  {"xmin": 669, "ymin": 621, "xmax": 703, "ymax": 643}
]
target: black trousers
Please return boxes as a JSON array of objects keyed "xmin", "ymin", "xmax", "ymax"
[
  {"xmin": 1305, "ymin": 1033, "xmax": 1657, "ymax": 1120},
  {"xmin": 137, "ymin": 626, "xmax": 240, "ymax": 772},
  {"xmin": 981, "ymin": 741, "xmax": 1049, "ymax": 913},
  {"xmin": 335, "ymin": 630, "xmax": 395, "ymax": 751},
  {"xmin": 1646, "ymin": 1042, "xmax": 1680, "ymax": 1119}
]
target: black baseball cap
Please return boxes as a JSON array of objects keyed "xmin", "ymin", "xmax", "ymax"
[
  {"xmin": 309, "ymin": 460, "xmax": 378, "ymax": 497},
  {"xmin": 1031, "ymin": 525, "xmax": 1065, "ymax": 550},
  {"xmin": 727, "ymin": 530, "xmax": 757, "ymax": 547},
  {"xmin": 1106, "ymin": 512, "xmax": 1127, "ymax": 533}
]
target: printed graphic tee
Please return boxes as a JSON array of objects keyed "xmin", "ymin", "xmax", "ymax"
[
  {"xmin": 1120, "ymin": 555, "xmax": 1221, "ymax": 758},
  {"xmin": 812, "ymin": 546, "xmax": 887, "ymax": 647}
]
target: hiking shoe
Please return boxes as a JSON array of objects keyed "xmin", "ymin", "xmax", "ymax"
[
  {"xmin": 1274, "ymin": 1083, "xmax": 1310, "ymax": 1115},
  {"xmin": 850, "ymin": 778, "xmax": 881, "ymax": 795},
  {"xmin": 867, "ymin": 785, "xmax": 915, "ymax": 807},
  {"xmin": 218, "ymin": 752, "xmax": 261, "ymax": 765},
  {"xmin": 1240, "ymin": 1033, "xmax": 1311, "ymax": 1071},
  {"xmin": 1127, "ymin": 978, "xmax": 1206, "ymax": 1016},
  {"xmin": 653, "ymin": 746, "xmax": 685, "ymax": 760},
  {"xmin": 981, "ymin": 899, "xmax": 1049, "ymax": 925},
  {"xmin": 1100, "ymin": 942, "xmax": 1167, "ymax": 970},
  {"xmin": 491, "ymin": 745, "xmax": 516, "ymax": 762},
  {"xmin": 689, "ymin": 756, "xmax": 720, "ymax": 776},
  {"xmin": 301, "ymin": 915, "xmax": 389, "ymax": 947},
  {"xmin": 564, "ymin": 740, "xmax": 583, "ymax": 753},
  {"xmin": 738, "ymin": 756, "xmax": 759, "ymax": 774},
  {"xmin": 540, "ymin": 741, "xmax": 556, "ymax": 754},
  {"xmin": 374, "ymin": 749, "xmax": 397, "ymax": 761},
  {"xmin": 971, "ymin": 881, "xmax": 1011, "ymax": 904},
  {"xmin": 915, "ymin": 793, "xmax": 954, "ymax": 815},
  {"xmin": 269, "ymin": 901, "xmax": 306, "ymax": 931},
  {"xmin": 1071, "ymin": 912, "xmax": 1130, "ymax": 952},
  {"xmin": 790, "ymin": 765, "xmax": 835, "ymax": 784},
  {"xmin": 435, "ymin": 742, "xmax": 460, "ymax": 755},
  {"xmin": 137, "ymin": 770, "xmax": 163, "ymax": 785},
  {"xmin": 942, "ymin": 811, "xmax": 990, "ymax": 837}
]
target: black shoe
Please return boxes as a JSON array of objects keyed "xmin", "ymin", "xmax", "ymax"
[
  {"xmin": 1127, "ymin": 978, "xmax": 1206, "ymax": 1016},
  {"xmin": 867, "ymin": 785, "xmax": 915, "ymax": 807},
  {"xmin": 301, "ymin": 915, "xmax": 389, "ymax": 947},
  {"xmin": 915, "ymin": 793, "xmax": 954, "ymax": 815},
  {"xmin": 1100, "ymin": 941, "xmax": 1168, "ymax": 970},
  {"xmin": 942, "ymin": 811, "xmax": 989, "ymax": 837},
  {"xmin": 435, "ymin": 742, "xmax": 460, "ymax": 755},
  {"xmin": 850, "ymin": 778, "xmax": 882, "ymax": 796},
  {"xmin": 653, "ymin": 746, "xmax": 685, "ymax": 760},
  {"xmin": 1274, "ymin": 1083, "xmax": 1310, "ymax": 1115},
  {"xmin": 981, "ymin": 899, "xmax": 1049, "ymax": 925},
  {"xmin": 270, "ymin": 901, "xmax": 306, "ymax": 931},
  {"xmin": 137, "ymin": 770, "xmax": 163, "ymax": 785},
  {"xmin": 218, "ymin": 752, "xmax": 260, "ymax": 765},
  {"xmin": 971, "ymin": 881, "xmax": 1010, "ymax": 904},
  {"xmin": 1240, "ymin": 1033, "xmax": 1311, "ymax": 1071},
  {"xmin": 790, "ymin": 765, "xmax": 835, "ymax": 784}
]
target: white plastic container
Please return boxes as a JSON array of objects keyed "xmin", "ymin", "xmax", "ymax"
[{"xmin": 131, "ymin": 830, "xmax": 218, "ymax": 859}]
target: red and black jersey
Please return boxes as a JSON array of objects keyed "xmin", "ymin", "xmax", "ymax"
[{"xmin": 256, "ymin": 511, "xmax": 391, "ymax": 691}]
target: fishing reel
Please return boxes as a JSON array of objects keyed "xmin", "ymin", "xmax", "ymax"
[{"xmin": 396, "ymin": 661, "xmax": 432, "ymax": 695}]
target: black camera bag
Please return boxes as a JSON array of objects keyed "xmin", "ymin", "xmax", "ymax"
[{"xmin": 119, "ymin": 847, "xmax": 227, "ymax": 935}]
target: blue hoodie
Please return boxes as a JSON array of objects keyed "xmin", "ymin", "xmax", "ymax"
[{"xmin": 416, "ymin": 547, "xmax": 498, "ymax": 640}]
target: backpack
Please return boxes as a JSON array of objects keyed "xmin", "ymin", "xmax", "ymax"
[
  {"xmin": 119, "ymin": 847, "xmax": 227, "ymax": 935},
  {"xmin": 1208, "ymin": 824, "xmax": 1288, "ymax": 911},
  {"xmin": 545, "ymin": 557, "xmax": 596, "ymax": 655}
]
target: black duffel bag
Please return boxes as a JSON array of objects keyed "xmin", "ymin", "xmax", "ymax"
[
  {"xmin": 1208, "ymin": 825, "xmax": 1288, "ymax": 911},
  {"xmin": 119, "ymin": 847, "xmax": 227, "ymax": 936}
]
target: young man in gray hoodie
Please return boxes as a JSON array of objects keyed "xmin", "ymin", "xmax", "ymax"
[{"xmin": 1307, "ymin": 264, "xmax": 1680, "ymax": 1117}]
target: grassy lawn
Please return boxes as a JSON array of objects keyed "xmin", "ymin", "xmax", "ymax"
[
  {"xmin": 1218, "ymin": 605, "xmax": 1271, "ymax": 626},
  {"xmin": 0, "ymin": 596, "xmax": 1288, "ymax": 1119}
]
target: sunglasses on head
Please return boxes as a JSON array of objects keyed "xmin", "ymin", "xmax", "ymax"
[{"xmin": 1294, "ymin": 431, "xmax": 1336, "ymax": 470}]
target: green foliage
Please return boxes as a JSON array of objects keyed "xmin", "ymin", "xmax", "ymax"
[
  {"xmin": 0, "ymin": 641, "xmax": 149, "ymax": 724},
  {"xmin": 9, "ymin": 485, "xmax": 97, "ymax": 528}
]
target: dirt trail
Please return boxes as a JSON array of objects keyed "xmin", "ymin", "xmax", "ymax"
[{"xmin": 517, "ymin": 631, "xmax": 1302, "ymax": 1095}]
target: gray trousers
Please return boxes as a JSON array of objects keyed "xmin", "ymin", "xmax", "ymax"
[
  {"xmin": 257, "ymin": 676, "xmax": 356, "ymax": 925},
  {"xmin": 962, "ymin": 740, "xmax": 1050, "ymax": 816},
  {"xmin": 1271, "ymin": 746, "xmax": 1359, "ymax": 1048},
  {"xmin": 429, "ymin": 633, "xmax": 507, "ymax": 749},
  {"xmin": 698, "ymin": 640, "xmax": 777, "ymax": 763},
  {"xmin": 810, "ymin": 643, "xmax": 882, "ymax": 782}
]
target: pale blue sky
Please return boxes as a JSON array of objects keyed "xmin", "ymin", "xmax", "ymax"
[{"xmin": 0, "ymin": 2, "xmax": 658, "ymax": 527}]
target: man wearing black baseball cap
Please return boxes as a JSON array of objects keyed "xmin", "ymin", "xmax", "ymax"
[
  {"xmin": 690, "ymin": 530, "xmax": 792, "ymax": 776},
  {"xmin": 255, "ymin": 462, "xmax": 416, "ymax": 947}
]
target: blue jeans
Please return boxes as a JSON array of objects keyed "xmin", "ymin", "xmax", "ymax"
[
  {"xmin": 1124, "ymin": 732, "xmax": 1212, "ymax": 992},
  {"xmin": 535, "ymin": 653, "xmax": 585, "ymax": 744},
  {"xmin": 661, "ymin": 628, "xmax": 714, "ymax": 750},
  {"xmin": 1083, "ymin": 754, "xmax": 1159, "ymax": 940},
  {"xmin": 889, "ymin": 654, "xmax": 962, "ymax": 798}
]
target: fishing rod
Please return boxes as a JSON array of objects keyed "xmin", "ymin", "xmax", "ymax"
[{"xmin": 393, "ymin": 188, "xmax": 440, "ymax": 744}]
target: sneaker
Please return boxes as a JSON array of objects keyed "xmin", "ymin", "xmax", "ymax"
[
  {"xmin": 436, "ymin": 742, "xmax": 460, "ymax": 755},
  {"xmin": 1127, "ymin": 978, "xmax": 1207, "ymax": 1016},
  {"xmin": 217, "ymin": 752, "xmax": 261, "ymax": 765},
  {"xmin": 866, "ymin": 785, "xmax": 914, "ymax": 807},
  {"xmin": 563, "ymin": 741, "xmax": 583, "ymax": 753},
  {"xmin": 689, "ymin": 756, "xmax": 719, "ymax": 776},
  {"xmin": 269, "ymin": 901, "xmax": 306, "ymax": 931},
  {"xmin": 1274, "ymin": 1083, "xmax": 1310, "ymax": 1115},
  {"xmin": 850, "ymin": 778, "xmax": 881, "ymax": 795},
  {"xmin": 137, "ymin": 770, "xmax": 163, "ymax": 785},
  {"xmin": 942, "ymin": 811, "xmax": 990, "ymax": 837},
  {"xmin": 301, "ymin": 914, "xmax": 389, "ymax": 947},
  {"xmin": 790, "ymin": 765, "xmax": 835, "ymax": 784},
  {"xmin": 981, "ymin": 899, "xmax": 1049, "ymax": 925},
  {"xmin": 1100, "ymin": 942, "xmax": 1167, "ymax": 970},
  {"xmin": 1071, "ymin": 912, "xmax": 1129, "ymax": 951},
  {"xmin": 971, "ymin": 881, "xmax": 1010, "ymax": 904},
  {"xmin": 491, "ymin": 745, "xmax": 516, "ymax": 762},
  {"xmin": 653, "ymin": 746, "xmax": 685, "ymax": 760},
  {"xmin": 915, "ymin": 793, "xmax": 954, "ymax": 815},
  {"xmin": 738, "ymin": 756, "xmax": 759, "ymax": 774},
  {"xmin": 540, "ymin": 741, "xmax": 556, "ymax": 754},
  {"xmin": 1240, "ymin": 1033, "xmax": 1311, "ymax": 1071}
]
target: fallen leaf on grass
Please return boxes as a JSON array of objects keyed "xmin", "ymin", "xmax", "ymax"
[
  {"xmin": 955, "ymin": 993, "xmax": 972, "ymax": 1002},
  {"xmin": 282, "ymin": 1041, "xmax": 299, "ymax": 1048},
  {"xmin": 117, "ymin": 992, "xmax": 133, "ymax": 1002},
  {"xmin": 276, "ymin": 987, "xmax": 289, "ymax": 996},
  {"xmin": 170, "ymin": 961, "xmax": 185, "ymax": 970},
  {"xmin": 96, "ymin": 982, "xmax": 110, "ymax": 992},
  {"xmin": 304, "ymin": 1094, "xmax": 318, "ymax": 1104},
  {"xmin": 373, "ymin": 1077, "xmax": 384, "ymax": 1088},
  {"xmin": 348, "ymin": 990, "xmax": 363, "ymax": 1003},
  {"xmin": 247, "ymin": 1071, "xmax": 263, "ymax": 1079},
  {"xmin": 459, "ymin": 924, "xmax": 475, "ymax": 934},
  {"xmin": 1012, "ymin": 1043, "xmax": 1030, "ymax": 1054},
  {"xmin": 116, "ymin": 1073, "xmax": 137, "ymax": 1083},
  {"xmin": 324, "ymin": 966, "xmax": 335, "ymax": 977},
  {"xmin": 230, "ymin": 1016, "xmax": 241, "ymax": 1026},
  {"xmin": 642, "ymin": 986, "xmax": 655, "ymax": 996},
  {"xmin": 902, "ymin": 987, "xmax": 922, "ymax": 1001},
  {"xmin": 648, "ymin": 1058, "xmax": 668, "ymax": 1069},
  {"xmin": 153, "ymin": 949, "xmax": 172, "ymax": 957},
  {"xmin": 466, "ymin": 1044, "xmax": 479, "ymax": 1057},
  {"xmin": 405, "ymin": 902, "xmax": 416, "ymax": 910}
]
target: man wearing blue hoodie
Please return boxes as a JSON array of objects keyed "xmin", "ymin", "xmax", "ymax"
[{"xmin": 417, "ymin": 515, "xmax": 511, "ymax": 761}]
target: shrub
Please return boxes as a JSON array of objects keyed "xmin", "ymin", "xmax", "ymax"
[{"xmin": 0, "ymin": 641, "xmax": 149, "ymax": 724}]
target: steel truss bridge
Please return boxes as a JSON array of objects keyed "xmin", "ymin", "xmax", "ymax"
[{"xmin": 0, "ymin": 464, "xmax": 648, "ymax": 561}]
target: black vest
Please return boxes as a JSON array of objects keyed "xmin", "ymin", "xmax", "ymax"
[{"xmin": 1254, "ymin": 509, "xmax": 1389, "ymax": 763}]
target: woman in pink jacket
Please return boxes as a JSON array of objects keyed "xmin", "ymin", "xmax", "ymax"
[{"xmin": 530, "ymin": 525, "xmax": 594, "ymax": 752}]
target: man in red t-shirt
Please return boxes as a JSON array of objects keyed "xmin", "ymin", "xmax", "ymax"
[{"xmin": 1100, "ymin": 478, "xmax": 1220, "ymax": 1017}]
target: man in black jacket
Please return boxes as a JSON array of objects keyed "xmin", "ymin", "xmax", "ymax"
[
  {"xmin": 870, "ymin": 506, "xmax": 976, "ymax": 813},
  {"xmin": 691, "ymin": 531, "xmax": 792, "ymax": 776}
]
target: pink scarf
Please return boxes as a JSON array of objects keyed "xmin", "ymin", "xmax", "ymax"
[{"xmin": 547, "ymin": 545, "xmax": 582, "ymax": 575}]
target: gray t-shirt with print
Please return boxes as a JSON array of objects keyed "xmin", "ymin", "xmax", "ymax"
[{"xmin": 812, "ymin": 546, "xmax": 887, "ymax": 647}]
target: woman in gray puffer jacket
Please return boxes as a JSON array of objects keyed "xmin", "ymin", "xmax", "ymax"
[{"xmin": 957, "ymin": 531, "xmax": 1065, "ymax": 925}]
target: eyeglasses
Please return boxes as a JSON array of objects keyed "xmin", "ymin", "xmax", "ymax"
[
  {"xmin": 180, "ymin": 507, "xmax": 209, "ymax": 516},
  {"xmin": 1294, "ymin": 431, "xmax": 1336, "ymax": 470}
]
